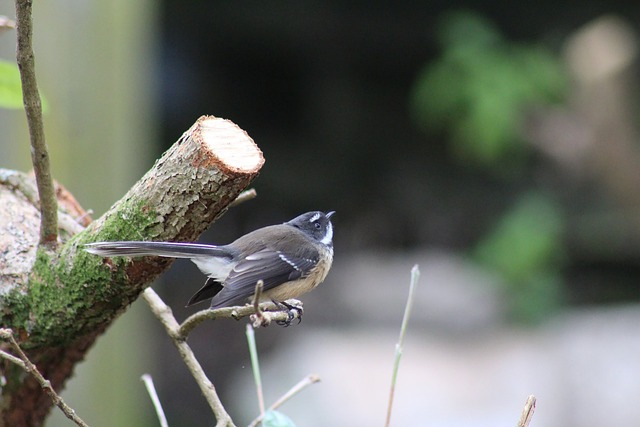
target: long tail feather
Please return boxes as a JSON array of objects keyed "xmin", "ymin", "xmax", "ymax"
[{"xmin": 84, "ymin": 241, "xmax": 232, "ymax": 259}]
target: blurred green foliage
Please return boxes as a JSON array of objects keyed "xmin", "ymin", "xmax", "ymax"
[
  {"xmin": 411, "ymin": 11, "xmax": 569, "ymax": 322},
  {"xmin": 0, "ymin": 59, "xmax": 48, "ymax": 112},
  {"xmin": 410, "ymin": 10, "xmax": 567, "ymax": 166},
  {"xmin": 473, "ymin": 193, "xmax": 565, "ymax": 322}
]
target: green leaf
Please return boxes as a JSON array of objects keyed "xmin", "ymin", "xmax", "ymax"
[
  {"xmin": 263, "ymin": 410, "xmax": 296, "ymax": 427},
  {"xmin": 0, "ymin": 59, "xmax": 49, "ymax": 112},
  {"xmin": 0, "ymin": 60, "xmax": 25, "ymax": 109}
]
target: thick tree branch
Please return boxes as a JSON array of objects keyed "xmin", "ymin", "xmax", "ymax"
[
  {"xmin": 15, "ymin": 0, "xmax": 58, "ymax": 247},
  {"xmin": 0, "ymin": 115, "xmax": 264, "ymax": 426}
]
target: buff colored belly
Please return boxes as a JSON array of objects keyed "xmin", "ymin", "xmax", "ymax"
[{"xmin": 255, "ymin": 248, "xmax": 333, "ymax": 302}]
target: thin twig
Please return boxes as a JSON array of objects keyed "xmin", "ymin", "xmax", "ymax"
[
  {"xmin": 0, "ymin": 328, "xmax": 89, "ymax": 427},
  {"xmin": 247, "ymin": 374, "xmax": 321, "ymax": 427},
  {"xmin": 384, "ymin": 264, "xmax": 420, "ymax": 427},
  {"xmin": 141, "ymin": 374, "xmax": 169, "ymax": 427},
  {"xmin": 177, "ymin": 300, "xmax": 301, "ymax": 338},
  {"xmin": 178, "ymin": 305, "xmax": 263, "ymax": 338},
  {"xmin": 246, "ymin": 323, "xmax": 266, "ymax": 417},
  {"xmin": 0, "ymin": 348, "xmax": 27, "ymax": 368},
  {"xmin": 268, "ymin": 374, "xmax": 321, "ymax": 412},
  {"xmin": 14, "ymin": 0, "xmax": 58, "ymax": 246},
  {"xmin": 141, "ymin": 288, "xmax": 236, "ymax": 427},
  {"xmin": 252, "ymin": 280, "xmax": 265, "ymax": 326},
  {"xmin": 517, "ymin": 395, "xmax": 536, "ymax": 427},
  {"xmin": 228, "ymin": 188, "xmax": 257, "ymax": 207}
]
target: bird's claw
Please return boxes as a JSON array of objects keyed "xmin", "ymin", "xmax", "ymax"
[{"xmin": 274, "ymin": 299, "xmax": 304, "ymax": 326}]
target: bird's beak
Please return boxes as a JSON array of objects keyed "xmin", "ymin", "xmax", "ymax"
[{"xmin": 326, "ymin": 211, "xmax": 335, "ymax": 219}]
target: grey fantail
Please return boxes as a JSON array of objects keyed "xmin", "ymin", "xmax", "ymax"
[{"xmin": 84, "ymin": 211, "xmax": 335, "ymax": 309}]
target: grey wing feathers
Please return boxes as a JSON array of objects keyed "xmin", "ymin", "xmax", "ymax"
[
  {"xmin": 209, "ymin": 249, "xmax": 318, "ymax": 308},
  {"xmin": 84, "ymin": 241, "xmax": 232, "ymax": 259},
  {"xmin": 187, "ymin": 277, "xmax": 224, "ymax": 306}
]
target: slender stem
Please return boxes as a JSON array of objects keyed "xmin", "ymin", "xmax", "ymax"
[
  {"xmin": 246, "ymin": 323, "xmax": 265, "ymax": 416},
  {"xmin": 141, "ymin": 374, "xmax": 169, "ymax": 427},
  {"xmin": 247, "ymin": 374, "xmax": 321, "ymax": 427},
  {"xmin": 384, "ymin": 265, "xmax": 420, "ymax": 427},
  {"xmin": 14, "ymin": 0, "xmax": 58, "ymax": 246},
  {"xmin": 267, "ymin": 374, "xmax": 320, "ymax": 412},
  {"xmin": 0, "ymin": 329, "xmax": 88, "ymax": 427},
  {"xmin": 517, "ymin": 395, "xmax": 536, "ymax": 427},
  {"xmin": 142, "ymin": 288, "xmax": 236, "ymax": 427}
]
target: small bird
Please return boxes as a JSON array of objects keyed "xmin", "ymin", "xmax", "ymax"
[{"xmin": 85, "ymin": 211, "xmax": 334, "ymax": 310}]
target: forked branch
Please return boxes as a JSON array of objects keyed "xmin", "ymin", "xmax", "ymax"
[
  {"xmin": 142, "ymin": 288, "xmax": 236, "ymax": 427},
  {"xmin": 0, "ymin": 329, "xmax": 88, "ymax": 427}
]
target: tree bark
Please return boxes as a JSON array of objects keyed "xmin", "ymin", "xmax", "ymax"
[{"xmin": 0, "ymin": 115, "xmax": 264, "ymax": 426}]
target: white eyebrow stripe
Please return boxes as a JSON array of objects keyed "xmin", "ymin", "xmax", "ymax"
[{"xmin": 309, "ymin": 212, "xmax": 321, "ymax": 223}]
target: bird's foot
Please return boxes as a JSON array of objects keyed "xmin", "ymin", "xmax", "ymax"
[{"xmin": 274, "ymin": 299, "xmax": 304, "ymax": 326}]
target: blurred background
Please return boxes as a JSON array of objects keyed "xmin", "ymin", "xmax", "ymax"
[{"xmin": 1, "ymin": 1, "xmax": 640, "ymax": 426}]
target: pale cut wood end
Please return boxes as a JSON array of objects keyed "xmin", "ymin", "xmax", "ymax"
[{"xmin": 196, "ymin": 116, "xmax": 265, "ymax": 174}]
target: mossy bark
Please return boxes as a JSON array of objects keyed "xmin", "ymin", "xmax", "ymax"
[{"xmin": 0, "ymin": 116, "xmax": 264, "ymax": 426}]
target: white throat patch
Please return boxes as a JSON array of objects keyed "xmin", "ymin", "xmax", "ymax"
[{"xmin": 321, "ymin": 221, "xmax": 333, "ymax": 245}]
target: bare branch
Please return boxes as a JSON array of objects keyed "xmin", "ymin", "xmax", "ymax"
[
  {"xmin": 177, "ymin": 300, "xmax": 301, "ymax": 339},
  {"xmin": 228, "ymin": 188, "xmax": 257, "ymax": 207},
  {"xmin": 14, "ymin": 0, "xmax": 58, "ymax": 247},
  {"xmin": 142, "ymin": 285, "xmax": 303, "ymax": 425},
  {"xmin": 0, "ymin": 329, "xmax": 88, "ymax": 427},
  {"xmin": 0, "ymin": 348, "xmax": 27, "ymax": 368},
  {"xmin": 141, "ymin": 288, "xmax": 236, "ymax": 427},
  {"xmin": 270, "ymin": 374, "xmax": 321, "ymax": 410},
  {"xmin": 251, "ymin": 280, "xmax": 265, "ymax": 326}
]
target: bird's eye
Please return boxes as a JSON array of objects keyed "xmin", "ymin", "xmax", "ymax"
[{"xmin": 314, "ymin": 222, "xmax": 321, "ymax": 229}]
